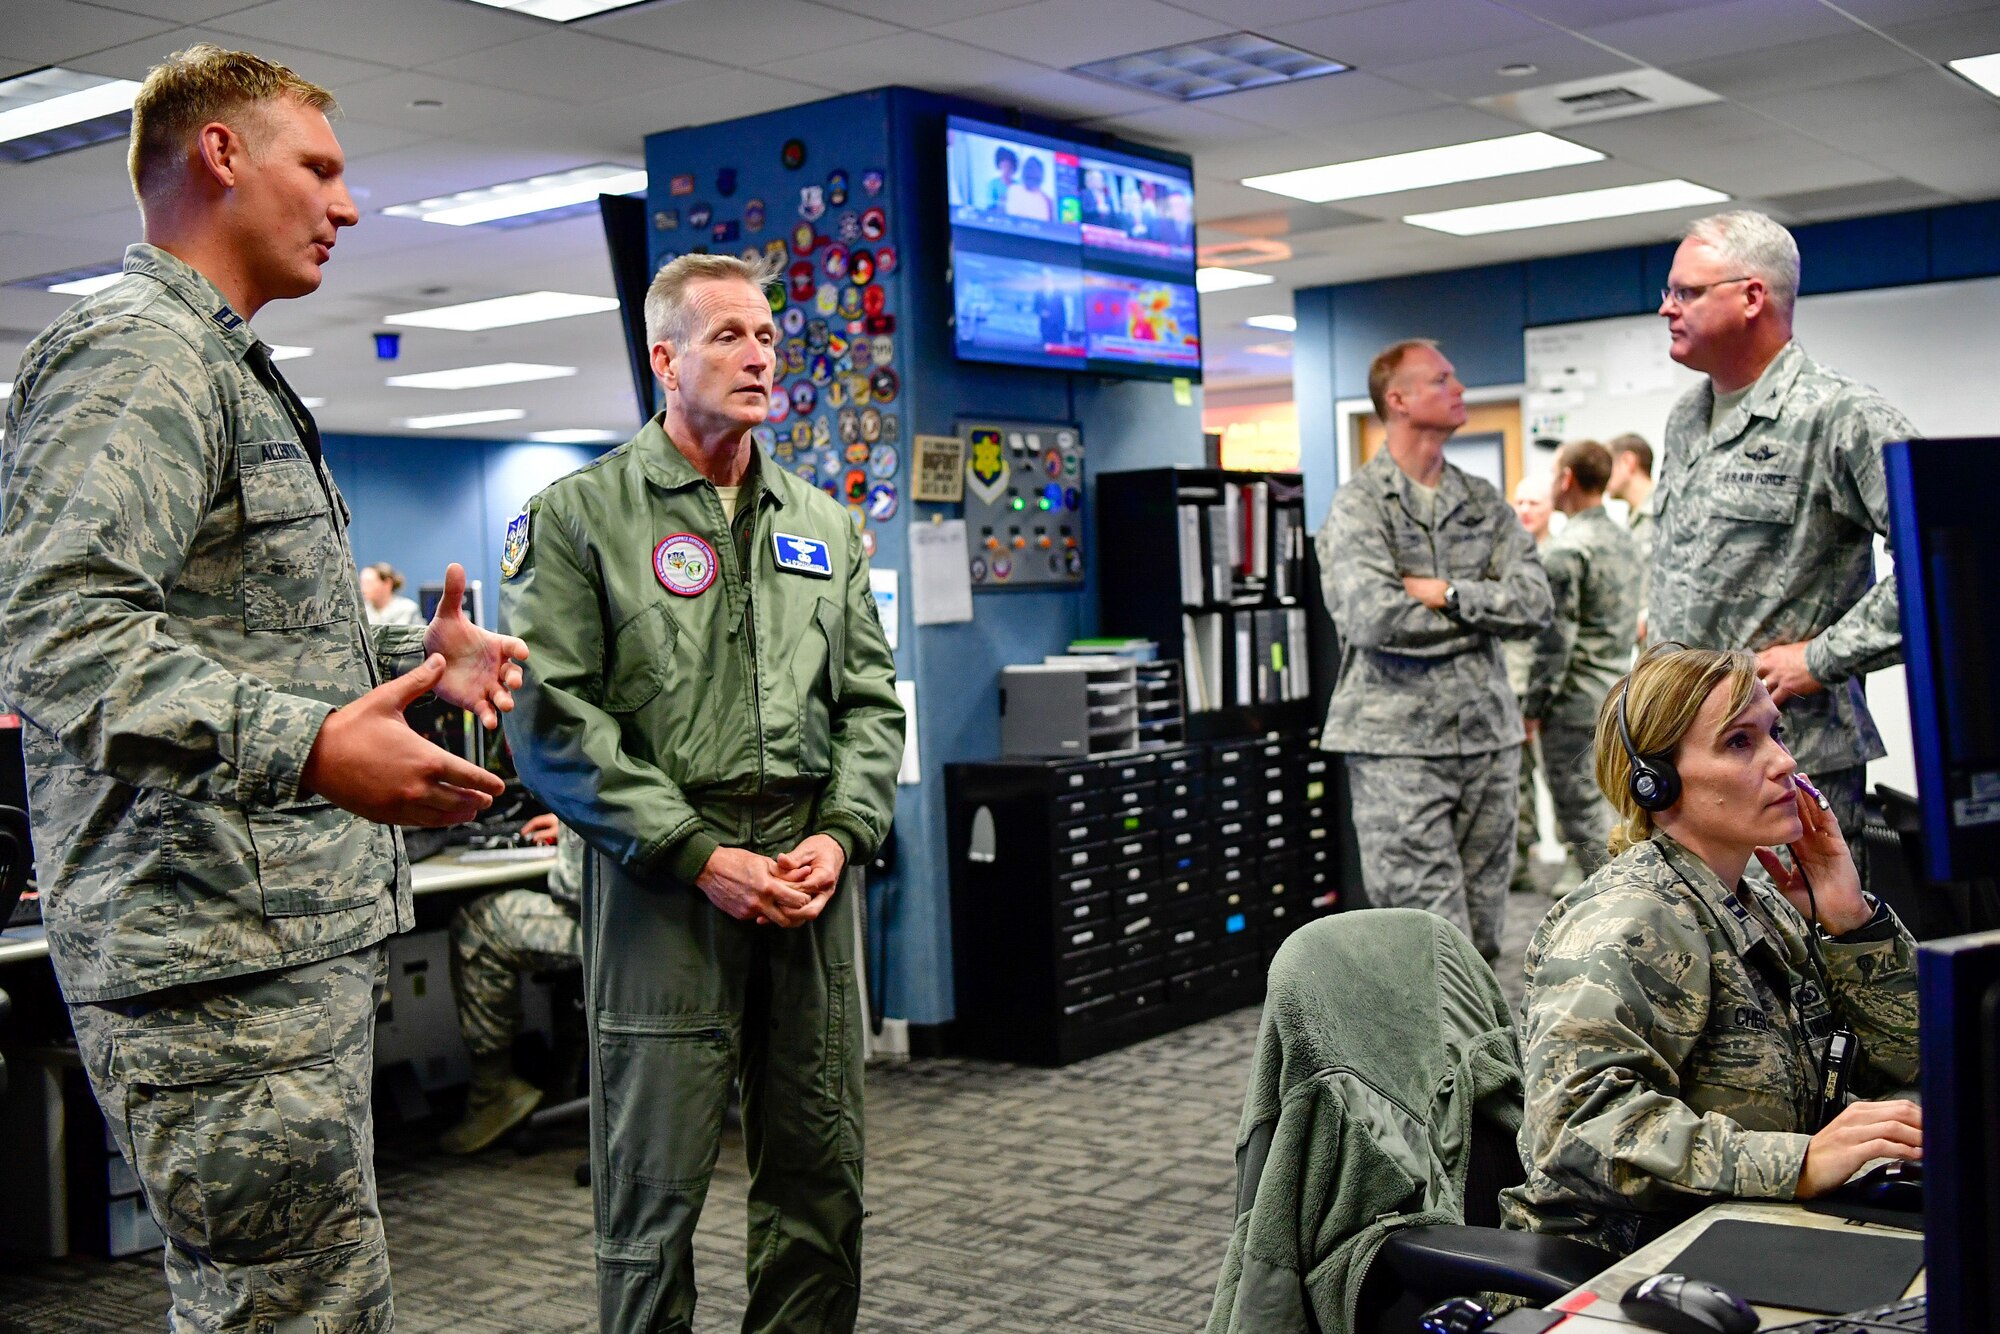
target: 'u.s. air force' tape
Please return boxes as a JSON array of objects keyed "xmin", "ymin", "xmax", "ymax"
[{"xmin": 773, "ymin": 532, "xmax": 832, "ymax": 578}]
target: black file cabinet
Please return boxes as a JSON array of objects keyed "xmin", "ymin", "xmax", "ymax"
[{"xmin": 945, "ymin": 730, "xmax": 1344, "ymax": 1066}]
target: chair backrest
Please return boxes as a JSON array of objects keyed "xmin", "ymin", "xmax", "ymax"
[{"xmin": 0, "ymin": 804, "xmax": 28, "ymax": 931}]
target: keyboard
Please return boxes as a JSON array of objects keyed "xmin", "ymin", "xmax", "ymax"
[
  {"xmin": 1765, "ymin": 1295, "xmax": 1926, "ymax": 1332},
  {"xmin": 6, "ymin": 890, "xmax": 39, "ymax": 928},
  {"xmin": 456, "ymin": 846, "xmax": 558, "ymax": 863}
]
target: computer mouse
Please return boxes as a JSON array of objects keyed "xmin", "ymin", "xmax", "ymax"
[
  {"xmin": 1845, "ymin": 1159, "xmax": 1925, "ymax": 1211},
  {"xmin": 1620, "ymin": 1273, "xmax": 1760, "ymax": 1334}
]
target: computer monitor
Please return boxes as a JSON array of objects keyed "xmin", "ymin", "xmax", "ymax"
[
  {"xmin": 418, "ymin": 578, "xmax": 481, "ymax": 628},
  {"xmin": 1883, "ymin": 438, "xmax": 2000, "ymax": 883},
  {"xmin": 1917, "ymin": 929, "xmax": 2000, "ymax": 1333}
]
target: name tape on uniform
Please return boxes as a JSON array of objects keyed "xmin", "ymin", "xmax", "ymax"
[{"xmin": 773, "ymin": 532, "xmax": 832, "ymax": 578}]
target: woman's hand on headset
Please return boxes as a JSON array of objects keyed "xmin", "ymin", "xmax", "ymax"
[{"xmin": 1753, "ymin": 776, "xmax": 1871, "ymax": 935}]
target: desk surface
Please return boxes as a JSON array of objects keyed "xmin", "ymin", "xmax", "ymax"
[
  {"xmin": 0, "ymin": 848, "xmax": 554, "ymax": 968},
  {"xmin": 1546, "ymin": 1199, "xmax": 1924, "ymax": 1328}
]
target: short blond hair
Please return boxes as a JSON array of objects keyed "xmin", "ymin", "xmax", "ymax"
[
  {"xmin": 1368, "ymin": 338, "xmax": 1439, "ymax": 420},
  {"xmin": 1595, "ymin": 644, "xmax": 1758, "ymax": 855},
  {"xmin": 129, "ymin": 44, "xmax": 335, "ymax": 203},
  {"xmin": 644, "ymin": 252, "xmax": 781, "ymax": 351}
]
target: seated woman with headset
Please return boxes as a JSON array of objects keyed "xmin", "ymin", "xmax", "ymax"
[{"xmin": 1501, "ymin": 643, "xmax": 1921, "ymax": 1256}]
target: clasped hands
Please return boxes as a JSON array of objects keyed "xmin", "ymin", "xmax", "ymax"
[{"xmin": 698, "ymin": 833, "xmax": 846, "ymax": 927}]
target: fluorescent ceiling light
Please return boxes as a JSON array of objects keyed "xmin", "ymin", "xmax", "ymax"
[
  {"xmin": 1245, "ymin": 314, "xmax": 1296, "ymax": 332},
  {"xmin": 387, "ymin": 362, "xmax": 577, "ymax": 390},
  {"xmin": 1074, "ymin": 34, "xmax": 1347, "ymax": 102},
  {"xmin": 267, "ymin": 345, "xmax": 313, "ymax": 361},
  {"xmin": 0, "ymin": 68, "xmax": 141, "ymax": 161},
  {"xmin": 1243, "ymin": 132, "xmax": 1603, "ymax": 204},
  {"xmin": 1404, "ymin": 178, "xmax": 1729, "ymax": 236},
  {"xmin": 461, "ymin": 0, "xmax": 655, "ymax": 16},
  {"xmin": 1244, "ymin": 342, "xmax": 1294, "ymax": 359},
  {"xmin": 1196, "ymin": 267, "xmax": 1275, "ymax": 294},
  {"xmin": 1, "ymin": 381, "xmax": 11, "ymax": 399},
  {"xmin": 382, "ymin": 163, "xmax": 645, "ymax": 227},
  {"xmin": 529, "ymin": 428, "xmax": 623, "ymax": 443},
  {"xmin": 49, "ymin": 271, "xmax": 124, "ymax": 296},
  {"xmin": 385, "ymin": 291, "xmax": 621, "ymax": 331},
  {"xmin": 398, "ymin": 408, "xmax": 527, "ymax": 431},
  {"xmin": 1950, "ymin": 52, "xmax": 2000, "ymax": 96},
  {"xmin": 299, "ymin": 397, "xmax": 327, "ymax": 408}
]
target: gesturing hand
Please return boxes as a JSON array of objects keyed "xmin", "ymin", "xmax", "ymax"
[
  {"xmin": 1754, "ymin": 776, "xmax": 1870, "ymax": 935},
  {"xmin": 423, "ymin": 562, "xmax": 529, "ymax": 729},
  {"xmin": 301, "ymin": 653, "xmax": 506, "ymax": 826}
]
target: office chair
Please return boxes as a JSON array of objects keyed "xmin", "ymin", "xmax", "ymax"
[
  {"xmin": 0, "ymin": 804, "xmax": 31, "ymax": 1101},
  {"xmin": 1210, "ymin": 909, "xmax": 1606, "ymax": 1334}
]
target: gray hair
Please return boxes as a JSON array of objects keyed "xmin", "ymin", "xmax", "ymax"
[
  {"xmin": 643, "ymin": 251, "xmax": 780, "ymax": 351},
  {"xmin": 1683, "ymin": 210, "xmax": 1800, "ymax": 315}
]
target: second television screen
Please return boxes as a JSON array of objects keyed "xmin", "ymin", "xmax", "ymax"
[{"xmin": 947, "ymin": 115, "xmax": 1199, "ymax": 378}]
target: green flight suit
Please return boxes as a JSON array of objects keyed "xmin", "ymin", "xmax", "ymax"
[{"xmin": 499, "ymin": 421, "xmax": 902, "ymax": 1334}]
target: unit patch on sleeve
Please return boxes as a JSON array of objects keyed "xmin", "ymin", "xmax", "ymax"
[{"xmin": 501, "ymin": 508, "xmax": 532, "ymax": 577}]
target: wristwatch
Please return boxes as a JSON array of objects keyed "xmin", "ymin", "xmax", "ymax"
[{"xmin": 1442, "ymin": 583, "xmax": 1461, "ymax": 618}]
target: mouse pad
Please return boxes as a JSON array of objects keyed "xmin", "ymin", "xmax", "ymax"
[
  {"xmin": 1801, "ymin": 1197, "xmax": 1924, "ymax": 1233},
  {"xmin": 1664, "ymin": 1219, "xmax": 1924, "ymax": 1315}
]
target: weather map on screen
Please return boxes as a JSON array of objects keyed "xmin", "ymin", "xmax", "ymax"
[{"xmin": 947, "ymin": 114, "xmax": 1199, "ymax": 380}]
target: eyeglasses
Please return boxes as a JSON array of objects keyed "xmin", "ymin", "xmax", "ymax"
[{"xmin": 1660, "ymin": 276, "xmax": 1753, "ymax": 307}]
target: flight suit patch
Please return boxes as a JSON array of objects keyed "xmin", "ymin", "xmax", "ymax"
[{"xmin": 654, "ymin": 533, "xmax": 718, "ymax": 596}]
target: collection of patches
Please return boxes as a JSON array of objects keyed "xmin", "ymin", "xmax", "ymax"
[{"xmin": 653, "ymin": 137, "xmax": 902, "ymax": 558}]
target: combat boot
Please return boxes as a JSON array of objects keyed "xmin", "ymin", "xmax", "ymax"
[{"xmin": 438, "ymin": 1052, "xmax": 544, "ymax": 1155}]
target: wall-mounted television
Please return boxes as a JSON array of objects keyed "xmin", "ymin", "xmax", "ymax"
[{"xmin": 946, "ymin": 114, "xmax": 1200, "ymax": 381}]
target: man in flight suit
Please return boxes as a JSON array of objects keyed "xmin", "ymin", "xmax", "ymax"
[
  {"xmin": 0, "ymin": 45, "xmax": 525, "ymax": 1332},
  {"xmin": 502, "ymin": 251, "xmax": 903, "ymax": 1333},
  {"xmin": 1317, "ymin": 340, "xmax": 1551, "ymax": 962}
]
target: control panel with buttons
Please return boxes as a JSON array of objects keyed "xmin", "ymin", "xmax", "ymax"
[{"xmin": 959, "ymin": 417, "xmax": 1085, "ymax": 589}]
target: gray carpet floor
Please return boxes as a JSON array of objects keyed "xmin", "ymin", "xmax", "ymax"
[{"xmin": 0, "ymin": 889, "xmax": 1552, "ymax": 1333}]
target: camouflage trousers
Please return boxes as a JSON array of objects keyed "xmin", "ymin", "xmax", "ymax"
[
  {"xmin": 1540, "ymin": 708, "xmax": 1615, "ymax": 879},
  {"xmin": 585, "ymin": 858, "xmax": 865, "ymax": 1334},
  {"xmin": 449, "ymin": 888, "xmax": 583, "ymax": 1058},
  {"xmin": 68, "ymin": 947, "xmax": 392, "ymax": 1334},
  {"xmin": 1344, "ymin": 748, "xmax": 1518, "ymax": 962},
  {"xmin": 1512, "ymin": 740, "xmax": 1540, "ymax": 894}
]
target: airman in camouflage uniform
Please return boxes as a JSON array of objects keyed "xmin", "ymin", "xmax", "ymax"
[
  {"xmin": 441, "ymin": 822, "xmax": 586, "ymax": 1154},
  {"xmin": 1318, "ymin": 342, "xmax": 1551, "ymax": 962},
  {"xmin": 1651, "ymin": 214, "xmax": 1918, "ymax": 858},
  {"xmin": 0, "ymin": 49, "xmax": 521, "ymax": 1332},
  {"xmin": 1607, "ymin": 434, "xmax": 1655, "ymax": 628},
  {"xmin": 1524, "ymin": 444, "xmax": 1640, "ymax": 880},
  {"xmin": 1500, "ymin": 831, "xmax": 1919, "ymax": 1255}
]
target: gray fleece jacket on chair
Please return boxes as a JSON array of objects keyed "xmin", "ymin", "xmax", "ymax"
[{"xmin": 1207, "ymin": 909, "xmax": 1525, "ymax": 1334}]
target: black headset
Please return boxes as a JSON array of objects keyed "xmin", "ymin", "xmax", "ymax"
[{"xmin": 1616, "ymin": 683, "xmax": 1682, "ymax": 812}]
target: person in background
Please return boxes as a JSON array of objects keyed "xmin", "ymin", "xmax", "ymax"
[
  {"xmin": 1650, "ymin": 210, "xmax": 1918, "ymax": 872},
  {"xmin": 1606, "ymin": 434, "xmax": 1654, "ymax": 642},
  {"xmin": 502, "ymin": 250, "xmax": 903, "ymax": 1333},
  {"xmin": 360, "ymin": 559, "xmax": 422, "ymax": 626},
  {"xmin": 985, "ymin": 145, "xmax": 1016, "ymax": 212},
  {"xmin": 1506, "ymin": 475, "xmax": 1554, "ymax": 897},
  {"xmin": 439, "ymin": 811, "xmax": 584, "ymax": 1154},
  {"xmin": 1523, "ymin": 441, "xmax": 1640, "ymax": 882},
  {"xmin": 0, "ymin": 45, "xmax": 525, "ymax": 1332},
  {"xmin": 1006, "ymin": 153, "xmax": 1056, "ymax": 222},
  {"xmin": 1504, "ymin": 645, "xmax": 1919, "ymax": 1257},
  {"xmin": 1317, "ymin": 339, "xmax": 1552, "ymax": 962}
]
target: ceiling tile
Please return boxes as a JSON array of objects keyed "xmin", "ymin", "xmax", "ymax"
[
  {"xmin": 813, "ymin": 0, "xmax": 1035, "ymax": 23},
  {"xmin": 73, "ymin": 26, "xmax": 395, "ymax": 87},
  {"xmin": 1375, "ymin": 34, "xmax": 1640, "ymax": 101},
  {"xmin": 332, "ymin": 70, "xmax": 574, "ymax": 140},
  {"xmin": 1746, "ymin": 66, "xmax": 2000, "ymax": 155},
  {"xmin": 1, "ymin": 1, "xmax": 178, "ymax": 65},
  {"xmin": 422, "ymin": 30, "xmax": 727, "ymax": 104},
  {"xmin": 338, "ymin": 137, "xmax": 620, "ymax": 215},
  {"xmin": 1267, "ymin": 0, "xmax": 1558, "ymax": 71},
  {"xmin": 529, "ymin": 71, "xmax": 839, "ymax": 152},
  {"xmin": 582, "ymin": 0, "xmax": 897, "ymax": 65},
  {"xmin": 960, "ymin": 68, "xmax": 1167, "ymax": 121},
  {"xmin": 756, "ymin": 31, "xmax": 1046, "ymax": 94},
  {"xmin": 1837, "ymin": 0, "xmax": 2000, "ymax": 24},
  {"xmin": 1667, "ymin": 29, "xmax": 1932, "ymax": 101},
  {"xmin": 1151, "ymin": 0, "xmax": 1393, "ymax": 25},
  {"xmin": 1201, "ymin": 71, "xmax": 1446, "ymax": 134},
  {"xmin": 1085, "ymin": 102, "xmax": 1273, "ymax": 154},
  {"xmin": 1680, "ymin": 137, "xmax": 1899, "ymax": 200},
  {"xmin": 86, "ymin": 0, "xmax": 270, "ymax": 20},
  {"xmin": 1883, "ymin": 9, "xmax": 2000, "ymax": 61},
  {"xmin": 1582, "ymin": 0, "xmax": 1857, "ymax": 67},
  {"xmin": 1878, "ymin": 129, "xmax": 2000, "ymax": 197},
  {"xmin": 1762, "ymin": 179, "xmax": 1957, "ymax": 223},
  {"xmin": 1199, "ymin": 104, "xmax": 1524, "ymax": 180},
  {"xmin": 934, "ymin": 0, "xmax": 1228, "ymax": 66},
  {"xmin": 209, "ymin": 0, "xmax": 547, "ymax": 68}
]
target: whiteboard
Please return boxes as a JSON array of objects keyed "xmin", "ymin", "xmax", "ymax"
[{"xmin": 1523, "ymin": 274, "xmax": 2000, "ymax": 799}]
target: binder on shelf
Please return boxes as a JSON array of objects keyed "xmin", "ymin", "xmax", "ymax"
[
  {"xmin": 1285, "ymin": 608, "xmax": 1310, "ymax": 701},
  {"xmin": 1205, "ymin": 505, "xmax": 1233, "ymax": 603},
  {"xmin": 1231, "ymin": 612, "xmax": 1254, "ymax": 707},
  {"xmin": 1176, "ymin": 504, "xmax": 1205, "ymax": 607}
]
